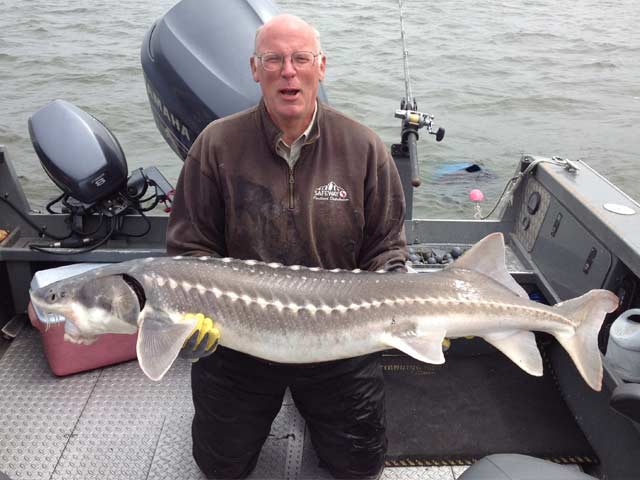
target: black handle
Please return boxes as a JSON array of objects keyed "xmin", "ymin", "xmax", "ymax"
[{"xmin": 406, "ymin": 131, "xmax": 421, "ymax": 187}]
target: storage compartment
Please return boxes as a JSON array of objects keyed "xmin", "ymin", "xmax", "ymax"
[{"xmin": 531, "ymin": 199, "xmax": 612, "ymax": 300}]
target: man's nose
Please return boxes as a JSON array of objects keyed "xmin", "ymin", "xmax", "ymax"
[{"xmin": 281, "ymin": 56, "xmax": 297, "ymax": 77}]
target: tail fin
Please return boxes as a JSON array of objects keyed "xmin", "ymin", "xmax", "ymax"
[{"xmin": 553, "ymin": 289, "xmax": 619, "ymax": 390}]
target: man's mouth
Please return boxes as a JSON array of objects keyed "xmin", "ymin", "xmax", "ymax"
[{"xmin": 279, "ymin": 88, "xmax": 300, "ymax": 99}]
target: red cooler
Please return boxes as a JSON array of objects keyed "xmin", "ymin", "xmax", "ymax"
[{"xmin": 28, "ymin": 263, "xmax": 138, "ymax": 376}]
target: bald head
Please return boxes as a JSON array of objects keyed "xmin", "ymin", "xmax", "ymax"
[{"xmin": 254, "ymin": 14, "xmax": 322, "ymax": 54}]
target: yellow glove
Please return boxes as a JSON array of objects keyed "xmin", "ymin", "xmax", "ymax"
[
  {"xmin": 179, "ymin": 313, "xmax": 220, "ymax": 362},
  {"xmin": 441, "ymin": 336, "xmax": 476, "ymax": 352}
]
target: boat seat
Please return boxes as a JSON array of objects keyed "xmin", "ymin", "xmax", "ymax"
[{"xmin": 458, "ymin": 454, "xmax": 596, "ymax": 480}]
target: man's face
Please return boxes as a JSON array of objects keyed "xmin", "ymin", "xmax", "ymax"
[{"xmin": 251, "ymin": 19, "xmax": 325, "ymax": 130}]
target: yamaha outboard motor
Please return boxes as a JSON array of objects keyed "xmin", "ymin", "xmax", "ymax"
[{"xmin": 141, "ymin": 0, "xmax": 328, "ymax": 160}]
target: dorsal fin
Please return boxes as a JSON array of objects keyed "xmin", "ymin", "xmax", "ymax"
[{"xmin": 447, "ymin": 232, "xmax": 528, "ymax": 298}]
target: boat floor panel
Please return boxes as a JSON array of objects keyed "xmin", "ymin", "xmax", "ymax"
[{"xmin": 0, "ymin": 327, "xmax": 465, "ymax": 480}]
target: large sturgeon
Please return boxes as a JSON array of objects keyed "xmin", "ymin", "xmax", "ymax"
[{"xmin": 29, "ymin": 233, "xmax": 618, "ymax": 389}]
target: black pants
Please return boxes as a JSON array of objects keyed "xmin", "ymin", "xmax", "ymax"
[{"xmin": 191, "ymin": 347, "xmax": 387, "ymax": 479}]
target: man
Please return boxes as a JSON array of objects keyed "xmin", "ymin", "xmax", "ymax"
[{"xmin": 167, "ymin": 13, "xmax": 407, "ymax": 479}]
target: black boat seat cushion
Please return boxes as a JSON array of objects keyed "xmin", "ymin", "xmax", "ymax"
[{"xmin": 458, "ymin": 454, "xmax": 596, "ymax": 480}]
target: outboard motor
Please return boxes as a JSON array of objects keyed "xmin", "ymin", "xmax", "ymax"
[
  {"xmin": 28, "ymin": 99, "xmax": 174, "ymax": 252},
  {"xmin": 141, "ymin": 0, "xmax": 328, "ymax": 160},
  {"xmin": 29, "ymin": 99, "xmax": 128, "ymax": 206}
]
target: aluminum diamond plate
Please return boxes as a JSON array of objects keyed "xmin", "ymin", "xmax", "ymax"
[
  {"xmin": 50, "ymin": 360, "xmax": 188, "ymax": 480},
  {"xmin": 146, "ymin": 412, "xmax": 204, "ymax": 480},
  {"xmin": 145, "ymin": 392, "xmax": 308, "ymax": 480},
  {"xmin": 0, "ymin": 326, "xmax": 490, "ymax": 480},
  {"xmin": 452, "ymin": 466, "xmax": 468, "ymax": 479},
  {"xmin": 283, "ymin": 400, "xmax": 306, "ymax": 480},
  {"xmin": 384, "ymin": 467, "xmax": 455, "ymax": 480},
  {"xmin": 0, "ymin": 328, "xmax": 100, "ymax": 480}
]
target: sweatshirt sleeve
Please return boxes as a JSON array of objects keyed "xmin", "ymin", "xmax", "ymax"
[
  {"xmin": 359, "ymin": 139, "xmax": 408, "ymax": 272},
  {"xmin": 166, "ymin": 135, "xmax": 227, "ymax": 257}
]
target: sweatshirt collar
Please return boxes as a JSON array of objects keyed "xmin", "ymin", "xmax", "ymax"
[{"xmin": 259, "ymin": 99, "xmax": 322, "ymax": 153}]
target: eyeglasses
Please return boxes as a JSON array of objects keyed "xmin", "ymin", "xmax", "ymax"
[{"xmin": 255, "ymin": 51, "xmax": 322, "ymax": 72}]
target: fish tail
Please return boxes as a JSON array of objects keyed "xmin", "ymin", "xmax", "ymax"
[{"xmin": 553, "ymin": 289, "xmax": 619, "ymax": 390}]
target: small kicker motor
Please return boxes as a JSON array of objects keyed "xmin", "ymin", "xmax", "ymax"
[{"xmin": 27, "ymin": 99, "xmax": 174, "ymax": 253}]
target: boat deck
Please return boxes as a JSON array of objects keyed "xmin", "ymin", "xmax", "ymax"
[{"xmin": 0, "ymin": 327, "xmax": 475, "ymax": 480}]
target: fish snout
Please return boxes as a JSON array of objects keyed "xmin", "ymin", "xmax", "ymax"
[{"xmin": 30, "ymin": 287, "xmax": 69, "ymax": 324}]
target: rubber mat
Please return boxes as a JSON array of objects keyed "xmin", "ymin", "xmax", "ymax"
[{"xmin": 383, "ymin": 342, "xmax": 598, "ymax": 467}]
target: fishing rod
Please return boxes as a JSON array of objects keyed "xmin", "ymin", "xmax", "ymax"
[{"xmin": 395, "ymin": 0, "xmax": 445, "ymax": 187}]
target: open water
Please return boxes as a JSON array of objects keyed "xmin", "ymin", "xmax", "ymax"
[{"xmin": 1, "ymin": 0, "xmax": 638, "ymax": 218}]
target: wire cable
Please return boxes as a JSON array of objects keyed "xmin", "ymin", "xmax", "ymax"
[
  {"xmin": 29, "ymin": 218, "xmax": 116, "ymax": 255},
  {"xmin": 479, "ymin": 157, "xmax": 578, "ymax": 220},
  {"xmin": 45, "ymin": 192, "xmax": 67, "ymax": 214},
  {"xmin": 0, "ymin": 195, "xmax": 72, "ymax": 241},
  {"xmin": 115, "ymin": 207, "xmax": 151, "ymax": 238}
]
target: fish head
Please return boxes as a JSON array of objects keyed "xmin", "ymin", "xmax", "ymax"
[{"xmin": 30, "ymin": 273, "xmax": 142, "ymax": 344}]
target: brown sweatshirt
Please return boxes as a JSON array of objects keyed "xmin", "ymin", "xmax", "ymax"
[{"xmin": 166, "ymin": 100, "xmax": 407, "ymax": 272}]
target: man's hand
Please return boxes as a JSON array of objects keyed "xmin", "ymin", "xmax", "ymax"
[{"xmin": 179, "ymin": 313, "xmax": 220, "ymax": 362}]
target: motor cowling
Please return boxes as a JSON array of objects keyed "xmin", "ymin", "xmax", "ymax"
[{"xmin": 28, "ymin": 99, "xmax": 128, "ymax": 205}]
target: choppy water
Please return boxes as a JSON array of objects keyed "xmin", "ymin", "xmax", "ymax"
[{"xmin": 1, "ymin": 0, "xmax": 638, "ymax": 218}]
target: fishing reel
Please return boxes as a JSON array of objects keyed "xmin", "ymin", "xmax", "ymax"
[
  {"xmin": 394, "ymin": 106, "xmax": 446, "ymax": 189},
  {"xmin": 395, "ymin": 108, "xmax": 445, "ymax": 143},
  {"xmin": 27, "ymin": 99, "xmax": 174, "ymax": 253}
]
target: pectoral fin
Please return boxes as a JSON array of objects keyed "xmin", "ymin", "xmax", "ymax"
[
  {"xmin": 381, "ymin": 328, "xmax": 447, "ymax": 364},
  {"xmin": 483, "ymin": 330, "xmax": 543, "ymax": 376},
  {"xmin": 137, "ymin": 312, "xmax": 198, "ymax": 381}
]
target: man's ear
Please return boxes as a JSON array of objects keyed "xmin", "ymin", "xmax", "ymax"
[
  {"xmin": 318, "ymin": 54, "xmax": 326, "ymax": 82},
  {"xmin": 250, "ymin": 56, "xmax": 259, "ymax": 82}
]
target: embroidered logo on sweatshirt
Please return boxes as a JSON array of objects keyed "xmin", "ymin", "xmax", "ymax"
[{"xmin": 313, "ymin": 181, "xmax": 349, "ymax": 202}]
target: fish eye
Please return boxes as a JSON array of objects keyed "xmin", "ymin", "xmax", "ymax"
[{"xmin": 49, "ymin": 292, "xmax": 56, "ymax": 302}]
